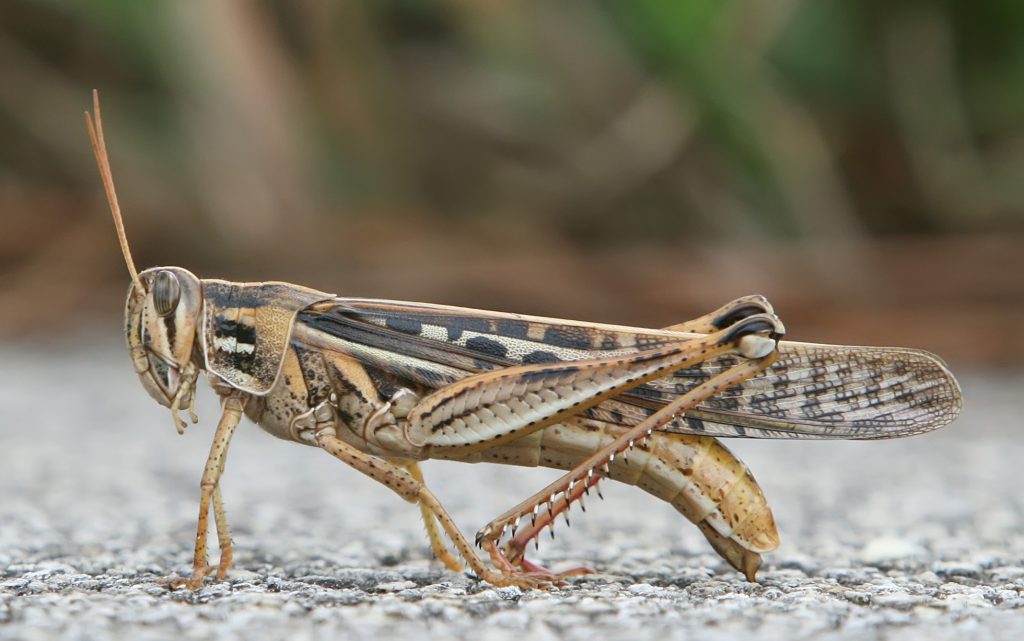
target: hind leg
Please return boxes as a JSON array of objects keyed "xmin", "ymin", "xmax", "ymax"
[
  {"xmin": 663, "ymin": 295, "xmax": 775, "ymax": 334},
  {"xmin": 476, "ymin": 315, "xmax": 784, "ymax": 578}
]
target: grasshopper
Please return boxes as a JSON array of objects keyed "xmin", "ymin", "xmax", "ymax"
[{"xmin": 85, "ymin": 92, "xmax": 961, "ymax": 589}]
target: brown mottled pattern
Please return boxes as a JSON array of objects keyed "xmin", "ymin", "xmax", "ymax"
[
  {"xmin": 638, "ymin": 343, "xmax": 961, "ymax": 439},
  {"xmin": 302, "ymin": 299, "xmax": 961, "ymax": 440}
]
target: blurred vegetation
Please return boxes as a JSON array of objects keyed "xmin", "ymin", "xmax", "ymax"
[{"xmin": 1, "ymin": 0, "xmax": 1022, "ymax": 363}]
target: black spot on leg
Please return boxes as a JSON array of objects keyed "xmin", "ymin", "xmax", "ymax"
[
  {"xmin": 711, "ymin": 302, "xmax": 767, "ymax": 330},
  {"xmin": 519, "ymin": 364, "xmax": 579, "ymax": 384}
]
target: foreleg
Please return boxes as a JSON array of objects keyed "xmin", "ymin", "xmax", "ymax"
[{"xmin": 174, "ymin": 394, "xmax": 243, "ymax": 589}]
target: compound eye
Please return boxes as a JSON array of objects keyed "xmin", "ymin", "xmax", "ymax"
[{"xmin": 152, "ymin": 271, "xmax": 181, "ymax": 317}]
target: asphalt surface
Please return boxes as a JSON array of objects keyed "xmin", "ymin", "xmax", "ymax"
[{"xmin": 1, "ymin": 337, "xmax": 1022, "ymax": 640}]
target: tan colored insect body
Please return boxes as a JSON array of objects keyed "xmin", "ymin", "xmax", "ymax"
[{"xmin": 86, "ymin": 92, "xmax": 961, "ymax": 589}]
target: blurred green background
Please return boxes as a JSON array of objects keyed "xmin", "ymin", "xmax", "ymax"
[{"xmin": 1, "ymin": 0, "xmax": 1022, "ymax": 366}]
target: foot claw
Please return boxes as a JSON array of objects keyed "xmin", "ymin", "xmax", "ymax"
[
  {"xmin": 171, "ymin": 565, "xmax": 215, "ymax": 590},
  {"xmin": 476, "ymin": 538, "xmax": 590, "ymax": 589},
  {"xmin": 516, "ymin": 557, "xmax": 591, "ymax": 583}
]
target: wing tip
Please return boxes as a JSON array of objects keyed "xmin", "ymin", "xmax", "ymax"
[{"xmin": 905, "ymin": 346, "xmax": 963, "ymax": 433}]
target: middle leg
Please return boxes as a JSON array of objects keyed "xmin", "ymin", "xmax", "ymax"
[
  {"xmin": 396, "ymin": 461, "xmax": 464, "ymax": 573},
  {"xmin": 295, "ymin": 401, "xmax": 559, "ymax": 588}
]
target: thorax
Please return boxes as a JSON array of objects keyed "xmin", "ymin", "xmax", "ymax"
[{"xmin": 228, "ymin": 343, "xmax": 425, "ymax": 459}]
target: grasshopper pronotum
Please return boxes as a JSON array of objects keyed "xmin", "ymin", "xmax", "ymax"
[{"xmin": 85, "ymin": 91, "xmax": 961, "ymax": 589}]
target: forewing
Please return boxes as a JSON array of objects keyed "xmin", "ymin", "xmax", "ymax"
[
  {"xmin": 296, "ymin": 298, "xmax": 961, "ymax": 440},
  {"xmin": 595, "ymin": 342, "xmax": 961, "ymax": 439}
]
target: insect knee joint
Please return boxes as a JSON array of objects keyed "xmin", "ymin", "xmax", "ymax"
[{"xmin": 719, "ymin": 313, "xmax": 786, "ymax": 358}]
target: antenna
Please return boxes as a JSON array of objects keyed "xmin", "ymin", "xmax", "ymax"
[{"xmin": 85, "ymin": 89, "xmax": 145, "ymax": 294}]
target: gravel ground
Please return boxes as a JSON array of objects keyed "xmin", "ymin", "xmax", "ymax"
[{"xmin": 1, "ymin": 337, "xmax": 1022, "ymax": 641}]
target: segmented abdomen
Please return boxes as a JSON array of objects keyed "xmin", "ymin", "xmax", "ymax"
[{"xmin": 442, "ymin": 419, "xmax": 778, "ymax": 577}]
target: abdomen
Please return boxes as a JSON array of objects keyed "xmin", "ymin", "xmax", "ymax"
[{"xmin": 443, "ymin": 418, "xmax": 779, "ymax": 577}]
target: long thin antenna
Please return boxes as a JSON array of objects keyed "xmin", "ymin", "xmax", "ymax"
[{"xmin": 85, "ymin": 89, "xmax": 145, "ymax": 293}]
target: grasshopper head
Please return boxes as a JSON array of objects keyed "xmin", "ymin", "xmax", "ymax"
[{"xmin": 125, "ymin": 267, "xmax": 205, "ymax": 430}]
